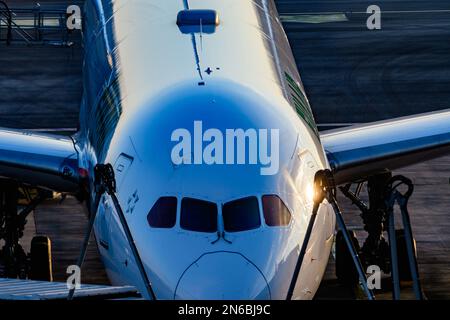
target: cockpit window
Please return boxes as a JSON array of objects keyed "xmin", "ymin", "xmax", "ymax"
[
  {"xmin": 147, "ymin": 197, "xmax": 177, "ymax": 228},
  {"xmin": 262, "ymin": 195, "xmax": 292, "ymax": 227},
  {"xmin": 223, "ymin": 196, "xmax": 261, "ymax": 232},
  {"xmin": 180, "ymin": 198, "xmax": 218, "ymax": 233}
]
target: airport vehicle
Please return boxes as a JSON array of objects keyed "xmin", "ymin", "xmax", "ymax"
[{"xmin": 0, "ymin": 0, "xmax": 449, "ymax": 300}]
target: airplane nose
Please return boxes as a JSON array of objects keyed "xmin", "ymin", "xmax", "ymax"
[{"xmin": 174, "ymin": 252, "xmax": 270, "ymax": 300}]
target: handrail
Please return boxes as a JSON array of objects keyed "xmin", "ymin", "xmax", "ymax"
[
  {"xmin": 0, "ymin": 1, "xmax": 12, "ymax": 45},
  {"xmin": 0, "ymin": 5, "xmax": 76, "ymax": 46}
]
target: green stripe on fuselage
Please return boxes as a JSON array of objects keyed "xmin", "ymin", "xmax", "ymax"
[{"xmin": 285, "ymin": 72, "xmax": 319, "ymax": 137}]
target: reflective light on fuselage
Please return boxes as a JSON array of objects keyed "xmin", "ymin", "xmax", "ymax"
[{"xmin": 306, "ymin": 183, "xmax": 314, "ymax": 204}]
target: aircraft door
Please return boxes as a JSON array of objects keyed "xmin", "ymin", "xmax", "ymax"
[{"xmin": 113, "ymin": 153, "xmax": 134, "ymax": 191}]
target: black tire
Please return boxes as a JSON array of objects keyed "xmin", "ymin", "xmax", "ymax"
[
  {"xmin": 395, "ymin": 229, "xmax": 417, "ymax": 282},
  {"xmin": 29, "ymin": 236, "xmax": 53, "ymax": 281},
  {"xmin": 335, "ymin": 230, "xmax": 361, "ymax": 286}
]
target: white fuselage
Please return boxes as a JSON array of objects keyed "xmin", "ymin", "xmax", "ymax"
[{"xmin": 78, "ymin": 0, "xmax": 335, "ymax": 299}]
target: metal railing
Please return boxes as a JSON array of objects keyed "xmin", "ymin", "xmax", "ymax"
[
  {"xmin": 0, "ymin": 3, "xmax": 78, "ymax": 46},
  {"xmin": 0, "ymin": 1, "xmax": 12, "ymax": 45}
]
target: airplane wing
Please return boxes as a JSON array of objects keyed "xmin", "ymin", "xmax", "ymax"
[
  {"xmin": 0, "ymin": 128, "xmax": 79, "ymax": 192},
  {"xmin": 320, "ymin": 109, "xmax": 450, "ymax": 184}
]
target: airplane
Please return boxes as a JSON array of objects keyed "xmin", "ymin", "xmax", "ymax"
[{"xmin": 0, "ymin": 0, "xmax": 449, "ymax": 300}]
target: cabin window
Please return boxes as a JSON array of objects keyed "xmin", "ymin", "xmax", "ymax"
[
  {"xmin": 180, "ymin": 198, "xmax": 218, "ymax": 233},
  {"xmin": 262, "ymin": 195, "xmax": 292, "ymax": 227},
  {"xmin": 147, "ymin": 197, "xmax": 177, "ymax": 228},
  {"xmin": 222, "ymin": 196, "xmax": 261, "ymax": 232}
]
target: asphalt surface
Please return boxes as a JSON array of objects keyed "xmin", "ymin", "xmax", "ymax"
[
  {"xmin": 0, "ymin": 0, "xmax": 82, "ymax": 129},
  {"xmin": 276, "ymin": 0, "xmax": 450, "ymax": 123}
]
